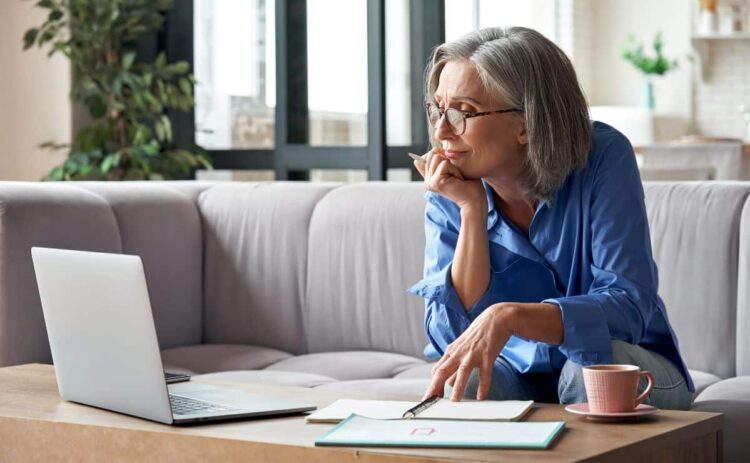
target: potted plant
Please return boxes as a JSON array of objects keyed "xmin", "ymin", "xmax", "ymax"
[
  {"xmin": 23, "ymin": 0, "xmax": 211, "ymax": 180},
  {"xmin": 620, "ymin": 32, "xmax": 680, "ymax": 110}
]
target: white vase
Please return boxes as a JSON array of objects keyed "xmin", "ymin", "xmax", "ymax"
[{"xmin": 699, "ymin": 10, "xmax": 717, "ymax": 34}]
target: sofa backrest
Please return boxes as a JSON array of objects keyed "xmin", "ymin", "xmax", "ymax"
[
  {"xmin": 0, "ymin": 182, "xmax": 207, "ymax": 367},
  {"xmin": 3, "ymin": 180, "xmax": 750, "ymax": 376},
  {"xmin": 643, "ymin": 182, "xmax": 750, "ymax": 378},
  {"xmin": 304, "ymin": 183, "xmax": 428, "ymax": 358}
]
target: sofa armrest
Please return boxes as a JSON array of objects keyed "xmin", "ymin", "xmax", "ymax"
[{"xmin": 0, "ymin": 184, "xmax": 121, "ymax": 366}]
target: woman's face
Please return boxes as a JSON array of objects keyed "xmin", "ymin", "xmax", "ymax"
[{"xmin": 432, "ymin": 59, "xmax": 528, "ymax": 182}]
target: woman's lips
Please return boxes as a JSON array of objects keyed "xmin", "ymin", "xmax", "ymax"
[{"xmin": 444, "ymin": 150, "xmax": 468, "ymax": 160}]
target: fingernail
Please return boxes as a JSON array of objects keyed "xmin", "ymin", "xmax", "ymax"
[{"xmin": 408, "ymin": 152, "xmax": 426, "ymax": 165}]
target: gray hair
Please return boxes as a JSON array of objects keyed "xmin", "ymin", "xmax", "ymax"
[{"xmin": 425, "ymin": 27, "xmax": 591, "ymax": 202}]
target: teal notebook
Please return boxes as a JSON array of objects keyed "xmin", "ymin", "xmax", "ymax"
[{"xmin": 315, "ymin": 414, "xmax": 565, "ymax": 449}]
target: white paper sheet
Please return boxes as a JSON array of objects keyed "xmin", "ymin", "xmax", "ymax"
[{"xmin": 306, "ymin": 398, "xmax": 533, "ymax": 423}]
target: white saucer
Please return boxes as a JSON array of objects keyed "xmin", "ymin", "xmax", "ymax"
[{"xmin": 564, "ymin": 403, "xmax": 659, "ymax": 421}]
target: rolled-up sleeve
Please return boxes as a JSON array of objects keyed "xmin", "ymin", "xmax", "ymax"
[
  {"xmin": 545, "ymin": 135, "xmax": 661, "ymax": 366},
  {"xmin": 407, "ymin": 193, "xmax": 495, "ymax": 358}
]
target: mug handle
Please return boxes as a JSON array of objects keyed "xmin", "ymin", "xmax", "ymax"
[{"xmin": 634, "ymin": 370, "xmax": 654, "ymax": 407}]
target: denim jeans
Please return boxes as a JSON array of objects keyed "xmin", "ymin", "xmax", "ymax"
[{"xmin": 459, "ymin": 340, "xmax": 693, "ymax": 410}]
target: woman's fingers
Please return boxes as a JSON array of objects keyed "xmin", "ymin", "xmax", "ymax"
[
  {"xmin": 446, "ymin": 371, "xmax": 457, "ymax": 388},
  {"xmin": 449, "ymin": 362, "xmax": 474, "ymax": 402},
  {"xmin": 425, "ymin": 355, "xmax": 458, "ymax": 400},
  {"xmin": 409, "ymin": 152, "xmax": 427, "ymax": 178},
  {"xmin": 476, "ymin": 358, "xmax": 494, "ymax": 401}
]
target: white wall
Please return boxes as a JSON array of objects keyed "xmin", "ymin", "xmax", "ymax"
[
  {"xmin": 589, "ymin": 0, "xmax": 693, "ymax": 140},
  {"xmin": 0, "ymin": 1, "xmax": 70, "ymax": 181}
]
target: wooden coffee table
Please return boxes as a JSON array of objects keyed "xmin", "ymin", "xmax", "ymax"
[{"xmin": 0, "ymin": 364, "xmax": 723, "ymax": 462}]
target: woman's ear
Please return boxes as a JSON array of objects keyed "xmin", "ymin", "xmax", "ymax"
[{"xmin": 517, "ymin": 122, "xmax": 529, "ymax": 146}]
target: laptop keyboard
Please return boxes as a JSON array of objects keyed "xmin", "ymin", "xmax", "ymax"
[{"xmin": 169, "ymin": 394, "xmax": 232, "ymax": 416}]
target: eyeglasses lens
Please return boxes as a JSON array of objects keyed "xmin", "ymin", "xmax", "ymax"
[{"xmin": 428, "ymin": 106, "xmax": 463, "ymax": 135}]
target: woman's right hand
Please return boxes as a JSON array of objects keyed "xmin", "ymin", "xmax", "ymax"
[{"xmin": 414, "ymin": 148, "xmax": 486, "ymax": 211}]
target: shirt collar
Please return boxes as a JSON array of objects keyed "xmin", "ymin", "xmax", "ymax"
[
  {"xmin": 482, "ymin": 179, "xmax": 552, "ymax": 266},
  {"xmin": 481, "ymin": 180, "xmax": 548, "ymax": 230},
  {"xmin": 482, "ymin": 180, "xmax": 499, "ymax": 231}
]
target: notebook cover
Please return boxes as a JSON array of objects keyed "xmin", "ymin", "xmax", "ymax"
[{"xmin": 315, "ymin": 414, "xmax": 565, "ymax": 449}]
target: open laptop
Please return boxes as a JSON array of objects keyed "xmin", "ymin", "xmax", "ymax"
[{"xmin": 31, "ymin": 247, "xmax": 316, "ymax": 425}]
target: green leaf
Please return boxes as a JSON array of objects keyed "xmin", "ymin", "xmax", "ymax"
[
  {"xmin": 48, "ymin": 9, "xmax": 63, "ymax": 21},
  {"xmin": 155, "ymin": 52, "xmax": 166, "ymax": 69},
  {"xmin": 23, "ymin": 28, "xmax": 39, "ymax": 49},
  {"xmin": 48, "ymin": 166, "xmax": 64, "ymax": 181},
  {"xmin": 122, "ymin": 51, "xmax": 136, "ymax": 70},
  {"xmin": 112, "ymin": 77, "xmax": 122, "ymax": 97},
  {"xmin": 143, "ymin": 141, "xmax": 160, "ymax": 156},
  {"xmin": 168, "ymin": 61, "xmax": 189, "ymax": 75},
  {"xmin": 36, "ymin": 0, "xmax": 55, "ymax": 8},
  {"xmin": 160, "ymin": 115, "xmax": 172, "ymax": 142},
  {"xmin": 178, "ymin": 78, "xmax": 192, "ymax": 96},
  {"xmin": 100, "ymin": 152, "xmax": 121, "ymax": 173},
  {"xmin": 84, "ymin": 95, "xmax": 107, "ymax": 118},
  {"xmin": 154, "ymin": 119, "xmax": 165, "ymax": 141}
]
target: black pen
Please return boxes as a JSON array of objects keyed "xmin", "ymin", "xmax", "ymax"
[{"xmin": 402, "ymin": 395, "xmax": 440, "ymax": 419}]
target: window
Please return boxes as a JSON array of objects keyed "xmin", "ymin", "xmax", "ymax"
[
  {"xmin": 194, "ymin": 0, "xmax": 275, "ymax": 149},
  {"xmin": 307, "ymin": 0, "xmax": 368, "ymax": 146}
]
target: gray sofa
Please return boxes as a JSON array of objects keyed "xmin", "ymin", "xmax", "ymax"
[{"xmin": 0, "ymin": 180, "xmax": 748, "ymax": 461}]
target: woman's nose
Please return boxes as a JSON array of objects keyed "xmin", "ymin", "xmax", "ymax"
[{"xmin": 434, "ymin": 114, "xmax": 455, "ymax": 141}]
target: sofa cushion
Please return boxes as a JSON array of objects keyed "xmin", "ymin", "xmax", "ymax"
[
  {"xmin": 264, "ymin": 351, "xmax": 427, "ymax": 381},
  {"xmin": 194, "ymin": 370, "xmax": 337, "ymax": 388},
  {"xmin": 688, "ymin": 369, "xmax": 722, "ymax": 398},
  {"xmin": 394, "ymin": 363, "xmax": 434, "ymax": 379},
  {"xmin": 304, "ymin": 183, "xmax": 428, "ymax": 358},
  {"xmin": 75, "ymin": 183, "xmax": 204, "ymax": 350},
  {"xmin": 644, "ymin": 182, "xmax": 750, "ymax": 378},
  {"xmin": 199, "ymin": 183, "xmax": 336, "ymax": 355},
  {"xmin": 161, "ymin": 344, "xmax": 292, "ymax": 374},
  {"xmin": 0, "ymin": 184, "xmax": 122, "ymax": 366},
  {"xmin": 694, "ymin": 376, "xmax": 750, "ymax": 402},
  {"xmin": 314, "ymin": 379, "xmax": 429, "ymax": 399},
  {"xmin": 691, "ymin": 399, "xmax": 750, "ymax": 463}
]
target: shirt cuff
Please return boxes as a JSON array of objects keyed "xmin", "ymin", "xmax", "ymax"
[
  {"xmin": 407, "ymin": 263, "xmax": 466, "ymax": 313},
  {"xmin": 543, "ymin": 296, "xmax": 614, "ymax": 366}
]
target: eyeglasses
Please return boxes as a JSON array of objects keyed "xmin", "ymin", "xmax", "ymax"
[{"xmin": 426, "ymin": 103, "xmax": 523, "ymax": 136}]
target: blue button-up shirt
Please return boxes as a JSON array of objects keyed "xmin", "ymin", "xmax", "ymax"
[{"xmin": 408, "ymin": 121, "xmax": 694, "ymax": 392}]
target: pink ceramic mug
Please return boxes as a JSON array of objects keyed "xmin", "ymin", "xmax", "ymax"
[{"xmin": 582, "ymin": 364, "xmax": 654, "ymax": 413}]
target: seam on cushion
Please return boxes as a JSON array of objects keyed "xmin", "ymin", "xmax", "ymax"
[
  {"xmin": 302, "ymin": 183, "xmax": 344, "ymax": 354},
  {"xmin": 65, "ymin": 184, "xmax": 124, "ymax": 253},
  {"xmin": 197, "ymin": 183, "xmax": 262, "ymax": 345}
]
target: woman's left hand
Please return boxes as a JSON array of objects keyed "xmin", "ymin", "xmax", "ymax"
[{"xmin": 423, "ymin": 303, "xmax": 517, "ymax": 401}]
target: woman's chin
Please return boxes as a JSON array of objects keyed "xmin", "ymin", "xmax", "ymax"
[{"xmin": 448, "ymin": 160, "xmax": 481, "ymax": 180}]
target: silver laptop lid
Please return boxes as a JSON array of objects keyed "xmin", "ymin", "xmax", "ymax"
[{"xmin": 31, "ymin": 247, "xmax": 174, "ymax": 424}]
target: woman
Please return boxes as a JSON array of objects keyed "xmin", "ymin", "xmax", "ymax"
[{"xmin": 408, "ymin": 27, "xmax": 694, "ymax": 409}]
